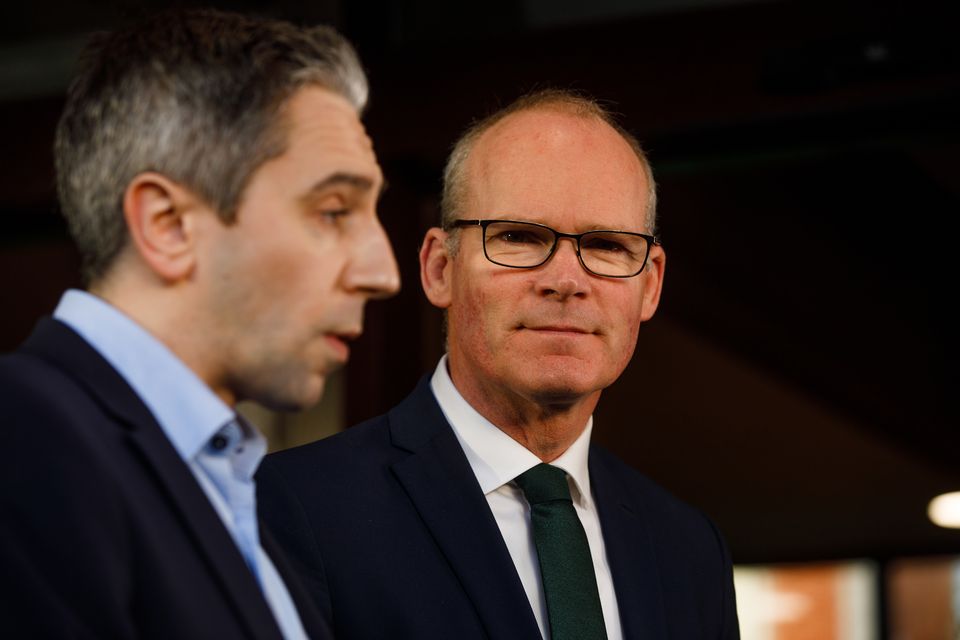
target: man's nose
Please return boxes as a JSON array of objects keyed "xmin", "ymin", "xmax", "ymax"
[
  {"xmin": 346, "ymin": 219, "xmax": 401, "ymax": 299},
  {"xmin": 535, "ymin": 237, "xmax": 589, "ymax": 299}
]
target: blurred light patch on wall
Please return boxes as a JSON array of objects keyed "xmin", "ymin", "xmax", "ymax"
[
  {"xmin": 734, "ymin": 560, "xmax": 877, "ymax": 640},
  {"xmin": 887, "ymin": 555, "xmax": 960, "ymax": 640}
]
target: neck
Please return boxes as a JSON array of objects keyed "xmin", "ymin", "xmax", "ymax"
[
  {"xmin": 448, "ymin": 365, "xmax": 599, "ymax": 463},
  {"xmin": 93, "ymin": 275, "xmax": 237, "ymax": 407}
]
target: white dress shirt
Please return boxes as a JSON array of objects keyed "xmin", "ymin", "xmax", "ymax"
[{"xmin": 431, "ymin": 355, "xmax": 623, "ymax": 640}]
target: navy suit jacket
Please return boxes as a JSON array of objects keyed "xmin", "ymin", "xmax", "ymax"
[
  {"xmin": 0, "ymin": 318, "xmax": 330, "ymax": 640},
  {"xmin": 258, "ymin": 376, "xmax": 739, "ymax": 639}
]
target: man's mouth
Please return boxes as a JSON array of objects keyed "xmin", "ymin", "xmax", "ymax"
[
  {"xmin": 325, "ymin": 329, "xmax": 361, "ymax": 362},
  {"xmin": 519, "ymin": 324, "xmax": 597, "ymax": 335}
]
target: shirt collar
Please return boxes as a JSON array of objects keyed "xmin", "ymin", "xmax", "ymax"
[
  {"xmin": 430, "ymin": 355, "xmax": 594, "ymax": 508},
  {"xmin": 203, "ymin": 416, "xmax": 267, "ymax": 482},
  {"xmin": 54, "ymin": 289, "xmax": 239, "ymax": 461}
]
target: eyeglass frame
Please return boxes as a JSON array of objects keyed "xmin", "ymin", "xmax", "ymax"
[{"xmin": 446, "ymin": 218, "xmax": 660, "ymax": 278}]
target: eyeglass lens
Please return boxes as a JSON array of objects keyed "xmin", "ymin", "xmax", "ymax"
[{"xmin": 482, "ymin": 221, "xmax": 649, "ymax": 277}]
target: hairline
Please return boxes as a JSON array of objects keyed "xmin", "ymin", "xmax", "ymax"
[{"xmin": 54, "ymin": 9, "xmax": 369, "ymax": 286}]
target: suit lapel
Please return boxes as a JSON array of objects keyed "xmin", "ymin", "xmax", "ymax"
[
  {"xmin": 126, "ymin": 423, "xmax": 283, "ymax": 639},
  {"xmin": 22, "ymin": 318, "xmax": 283, "ymax": 640},
  {"xmin": 261, "ymin": 527, "xmax": 333, "ymax": 640},
  {"xmin": 388, "ymin": 379, "xmax": 542, "ymax": 640},
  {"xmin": 590, "ymin": 447, "xmax": 668, "ymax": 640}
]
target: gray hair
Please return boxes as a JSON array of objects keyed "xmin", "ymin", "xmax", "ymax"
[
  {"xmin": 440, "ymin": 88, "xmax": 658, "ymax": 251},
  {"xmin": 55, "ymin": 8, "xmax": 369, "ymax": 285}
]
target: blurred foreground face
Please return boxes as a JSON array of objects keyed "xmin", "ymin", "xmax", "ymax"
[
  {"xmin": 198, "ymin": 86, "xmax": 400, "ymax": 410},
  {"xmin": 444, "ymin": 108, "xmax": 664, "ymax": 407}
]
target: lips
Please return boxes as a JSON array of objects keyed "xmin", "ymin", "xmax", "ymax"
[
  {"xmin": 519, "ymin": 324, "xmax": 597, "ymax": 335},
  {"xmin": 324, "ymin": 328, "xmax": 361, "ymax": 362}
]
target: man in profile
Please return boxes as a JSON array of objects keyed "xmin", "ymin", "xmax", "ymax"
[
  {"xmin": 0, "ymin": 8, "xmax": 399, "ymax": 639},
  {"xmin": 259, "ymin": 89, "xmax": 739, "ymax": 639}
]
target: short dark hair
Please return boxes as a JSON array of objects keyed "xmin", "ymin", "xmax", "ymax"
[{"xmin": 55, "ymin": 8, "xmax": 368, "ymax": 284}]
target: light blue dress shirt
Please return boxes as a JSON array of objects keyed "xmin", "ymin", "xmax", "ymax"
[{"xmin": 54, "ymin": 289, "xmax": 307, "ymax": 640}]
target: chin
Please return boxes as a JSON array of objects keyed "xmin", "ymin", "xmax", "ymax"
[
  {"xmin": 257, "ymin": 376, "xmax": 327, "ymax": 413},
  {"xmin": 530, "ymin": 353, "xmax": 596, "ymax": 379},
  {"xmin": 293, "ymin": 378, "xmax": 328, "ymax": 411},
  {"xmin": 516, "ymin": 371, "xmax": 600, "ymax": 403},
  {"xmin": 526, "ymin": 354, "xmax": 623, "ymax": 398}
]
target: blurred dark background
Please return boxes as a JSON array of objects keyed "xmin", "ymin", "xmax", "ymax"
[{"xmin": 3, "ymin": 0, "xmax": 959, "ymax": 579}]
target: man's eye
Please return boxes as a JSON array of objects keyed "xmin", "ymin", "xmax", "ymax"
[
  {"xmin": 319, "ymin": 209, "xmax": 350, "ymax": 223},
  {"xmin": 583, "ymin": 236, "xmax": 629, "ymax": 253},
  {"xmin": 591, "ymin": 240, "xmax": 625, "ymax": 253},
  {"xmin": 495, "ymin": 230, "xmax": 540, "ymax": 244}
]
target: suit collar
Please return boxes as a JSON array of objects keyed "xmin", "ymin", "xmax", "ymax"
[
  {"xmin": 428, "ymin": 355, "xmax": 596, "ymax": 507},
  {"xmin": 261, "ymin": 528, "xmax": 333, "ymax": 640},
  {"xmin": 388, "ymin": 378, "xmax": 543, "ymax": 640},
  {"xmin": 23, "ymin": 317, "xmax": 163, "ymax": 433},
  {"xmin": 590, "ymin": 446, "xmax": 668, "ymax": 639},
  {"xmin": 387, "ymin": 376, "xmax": 450, "ymax": 451},
  {"xmin": 429, "ymin": 357, "xmax": 541, "ymax": 494},
  {"xmin": 53, "ymin": 289, "xmax": 233, "ymax": 460},
  {"xmin": 21, "ymin": 318, "xmax": 285, "ymax": 640}
]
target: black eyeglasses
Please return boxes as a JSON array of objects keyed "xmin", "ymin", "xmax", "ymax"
[{"xmin": 448, "ymin": 219, "xmax": 659, "ymax": 278}]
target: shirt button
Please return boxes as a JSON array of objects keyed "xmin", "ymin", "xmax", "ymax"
[{"xmin": 209, "ymin": 433, "xmax": 230, "ymax": 451}]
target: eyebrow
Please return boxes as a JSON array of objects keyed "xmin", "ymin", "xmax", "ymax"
[
  {"xmin": 515, "ymin": 219, "xmax": 643, "ymax": 234},
  {"xmin": 304, "ymin": 172, "xmax": 386, "ymax": 199}
]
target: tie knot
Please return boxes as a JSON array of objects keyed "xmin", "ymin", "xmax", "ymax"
[{"xmin": 515, "ymin": 463, "xmax": 572, "ymax": 505}]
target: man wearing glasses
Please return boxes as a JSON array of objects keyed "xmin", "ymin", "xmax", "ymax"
[{"xmin": 258, "ymin": 89, "xmax": 740, "ymax": 639}]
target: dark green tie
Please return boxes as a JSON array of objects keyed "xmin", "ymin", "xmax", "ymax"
[{"xmin": 515, "ymin": 463, "xmax": 608, "ymax": 640}]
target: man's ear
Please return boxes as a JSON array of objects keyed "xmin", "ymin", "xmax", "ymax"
[
  {"xmin": 638, "ymin": 245, "xmax": 666, "ymax": 323},
  {"xmin": 122, "ymin": 172, "xmax": 203, "ymax": 282},
  {"xmin": 419, "ymin": 227, "xmax": 453, "ymax": 309}
]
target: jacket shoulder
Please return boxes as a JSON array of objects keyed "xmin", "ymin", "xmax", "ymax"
[
  {"xmin": 590, "ymin": 444, "xmax": 726, "ymax": 542},
  {"xmin": 261, "ymin": 376, "xmax": 439, "ymax": 477}
]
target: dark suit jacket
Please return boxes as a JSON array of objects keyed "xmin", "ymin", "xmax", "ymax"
[
  {"xmin": 258, "ymin": 376, "xmax": 739, "ymax": 639},
  {"xmin": 0, "ymin": 318, "xmax": 330, "ymax": 640}
]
